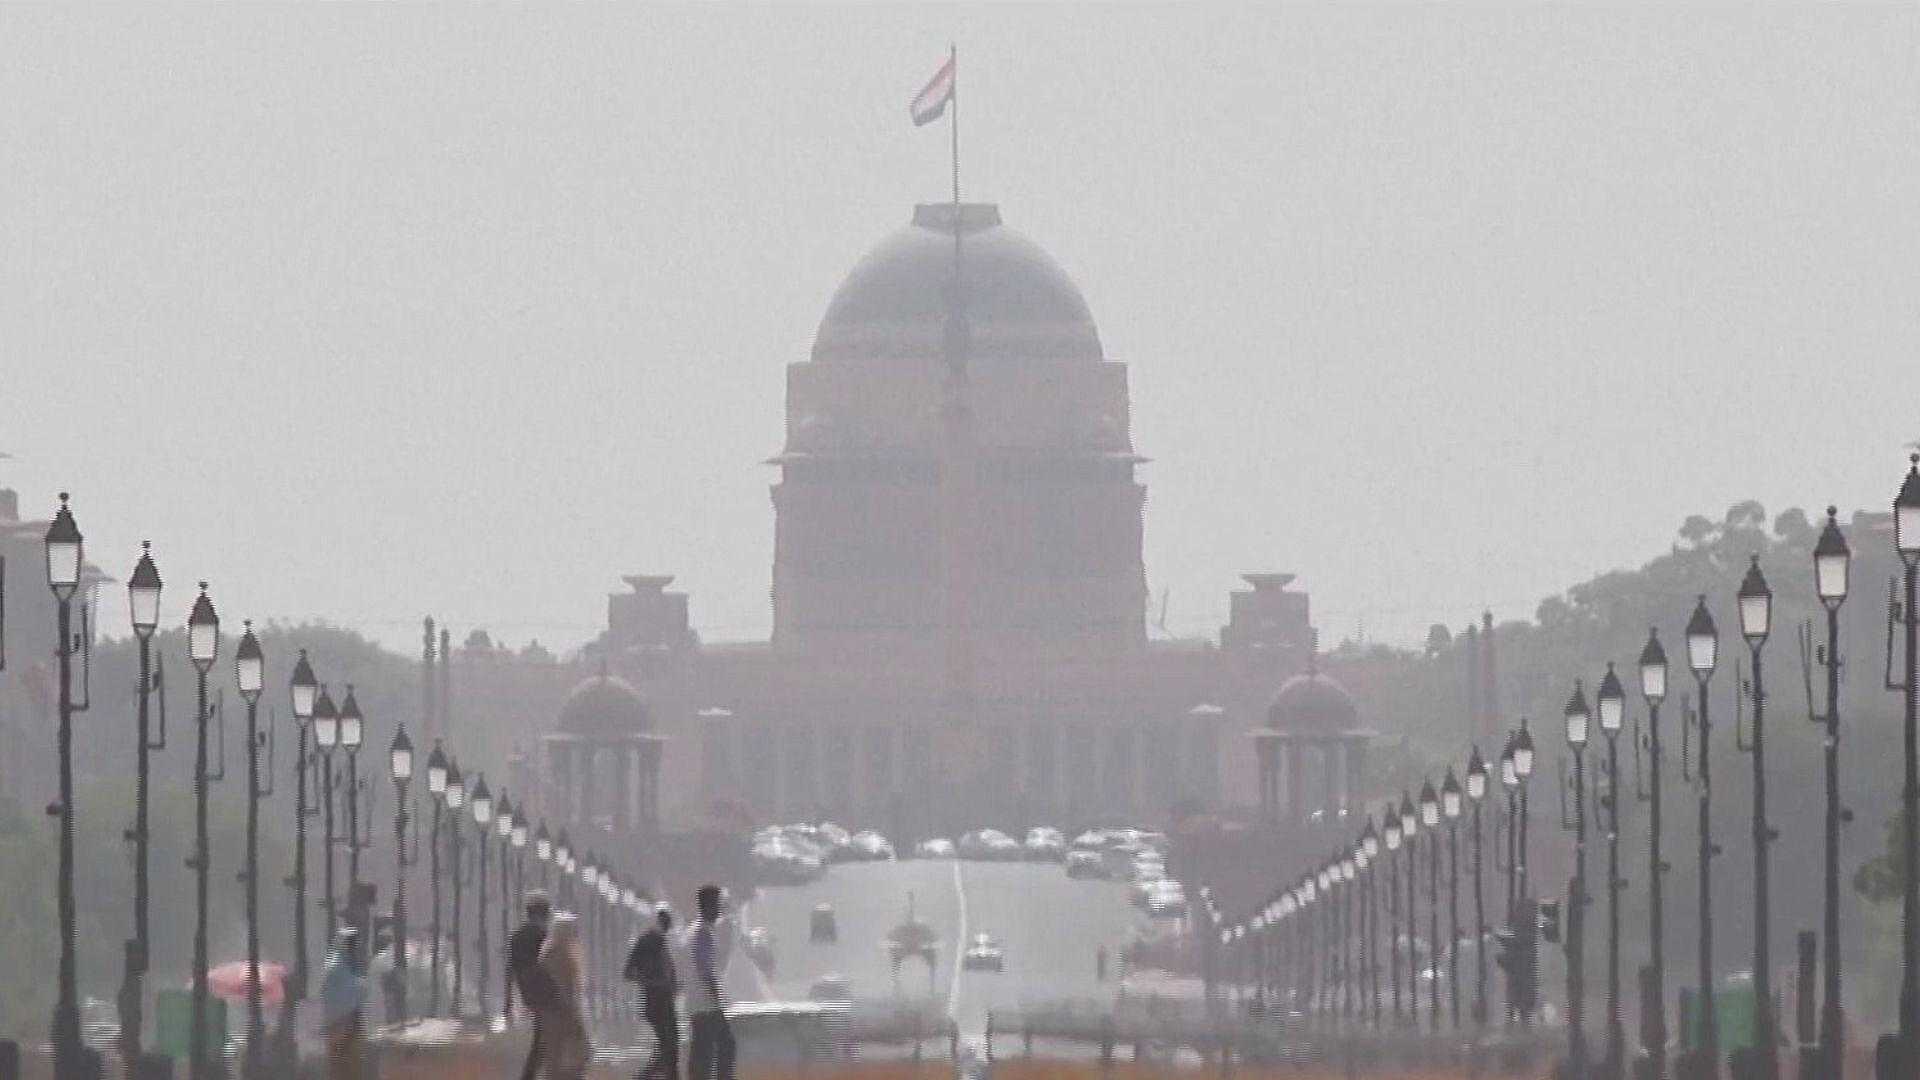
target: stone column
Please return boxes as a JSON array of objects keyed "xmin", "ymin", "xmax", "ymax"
[
  {"xmin": 1346, "ymin": 738, "xmax": 1368, "ymax": 810},
  {"xmin": 1286, "ymin": 738, "xmax": 1304, "ymax": 824},
  {"xmin": 613, "ymin": 742, "xmax": 633, "ymax": 832},
  {"xmin": 579, "ymin": 742, "xmax": 598, "ymax": 827}
]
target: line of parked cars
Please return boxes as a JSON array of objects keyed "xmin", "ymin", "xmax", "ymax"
[
  {"xmin": 750, "ymin": 822, "xmax": 895, "ymax": 884},
  {"xmin": 910, "ymin": 826, "xmax": 1070, "ymax": 862},
  {"xmin": 1063, "ymin": 827, "xmax": 1188, "ymax": 920}
]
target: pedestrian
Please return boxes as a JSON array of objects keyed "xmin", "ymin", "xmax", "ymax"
[
  {"xmin": 626, "ymin": 903, "xmax": 680, "ymax": 1080},
  {"xmin": 684, "ymin": 884, "xmax": 737, "ymax": 1080},
  {"xmin": 321, "ymin": 927, "xmax": 368, "ymax": 1080},
  {"xmin": 509, "ymin": 891, "xmax": 557, "ymax": 1080},
  {"xmin": 540, "ymin": 913, "xmax": 593, "ymax": 1080}
]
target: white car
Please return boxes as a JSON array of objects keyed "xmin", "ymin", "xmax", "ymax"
[
  {"xmin": 850, "ymin": 830, "xmax": 895, "ymax": 861},
  {"xmin": 1023, "ymin": 827, "xmax": 1067, "ymax": 861},
  {"xmin": 1144, "ymin": 881, "xmax": 1188, "ymax": 919},
  {"xmin": 915, "ymin": 837, "xmax": 956, "ymax": 859},
  {"xmin": 1066, "ymin": 849, "xmax": 1107, "ymax": 879},
  {"xmin": 961, "ymin": 933, "xmax": 1005, "ymax": 972},
  {"xmin": 959, "ymin": 830, "xmax": 1022, "ymax": 861}
]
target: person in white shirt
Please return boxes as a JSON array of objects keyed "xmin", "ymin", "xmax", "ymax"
[{"xmin": 683, "ymin": 884, "xmax": 736, "ymax": 1080}]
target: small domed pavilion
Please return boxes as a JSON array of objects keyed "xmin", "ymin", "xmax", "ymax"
[
  {"xmin": 1251, "ymin": 655, "xmax": 1373, "ymax": 825},
  {"xmin": 541, "ymin": 665, "xmax": 666, "ymax": 832}
]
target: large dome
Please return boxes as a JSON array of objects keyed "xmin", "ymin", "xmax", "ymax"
[
  {"xmin": 811, "ymin": 203, "xmax": 1102, "ymax": 364},
  {"xmin": 1267, "ymin": 671, "xmax": 1360, "ymax": 733},
  {"xmin": 557, "ymin": 672, "xmax": 651, "ymax": 734}
]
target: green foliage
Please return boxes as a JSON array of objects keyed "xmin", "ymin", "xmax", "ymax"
[{"xmin": 1855, "ymin": 813, "xmax": 1910, "ymax": 904}]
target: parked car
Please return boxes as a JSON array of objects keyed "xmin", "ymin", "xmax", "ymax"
[
  {"xmin": 915, "ymin": 837, "xmax": 956, "ymax": 859},
  {"xmin": 1144, "ymin": 881, "xmax": 1188, "ymax": 919},
  {"xmin": 1066, "ymin": 849, "xmax": 1107, "ymax": 879},
  {"xmin": 961, "ymin": 933, "xmax": 1005, "ymax": 972},
  {"xmin": 959, "ymin": 829, "xmax": 1022, "ymax": 861},
  {"xmin": 1023, "ymin": 827, "xmax": 1066, "ymax": 862},
  {"xmin": 850, "ymin": 830, "xmax": 895, "ymax": 861},
  {"xmin": 808, "ymin": 973, "xmax": 854, "ymax": 1002}
]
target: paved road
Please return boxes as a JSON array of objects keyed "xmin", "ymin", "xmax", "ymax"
[{"xmin": 742, "ymin": 858, "xmax": 1144, "ymax": 1041}]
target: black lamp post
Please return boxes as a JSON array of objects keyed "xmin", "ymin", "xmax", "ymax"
[
  {"xmin": 1894, "ymin": 455, "xmax": 1920, "ymax": 1058},
  {"xmin": 283, "ymin": 650, "xmax": 317, "ymax": 1064},
  {"xmin": 445, "ymin": 760, "xmax": 467, "ymax": 1015},
  {"xmin": 390, "ymin": 724, "xmax": 415, "ymax": 1023},
  {"xmin": 1501, "ymin": 741, "xmax": 1519, "ymax": 917},
  {"xmin": 510, "ymin": 814, "xmax": 528, "ymax": 909},
  {"xmin": 313, "ymin": 687, "xmax": 340, "ymax": 940},
  {"xmin": 470, "ymin": 774, "xmax": 493, "ymax": 1020},
  {"xmin": 340, "ymin": 687, "xmax": 365, "ymax": 894},
  {"xmin": 1466, "ymin": 747, "xmax": 1489, "ymax": 1026},
  {"xmin": 187, "ymin": 582, "xmax": 221, "ymax": 1080},
  {"xmin": 1813, "ymin": 508, "xmax": 1850, "ymax": 1080},
  {"xmin": 555, "ymin": 830, "xmax": 573, "ymax": 907},
  {"xmin": 1401, "ymin": 791, "xmax": 1421, "ymax": 1028},
  {"xmin": 119, "ymin": 541, "xmax": 162, "ymax": 1069},
  {"xmin": 1441, "ymin": 768, "xmax": 1463, "ymax": 1029},
  {"xmin": 1685, "ymin": 595, "xmax": 1721, "ymax": 1071},
  {"xmin": 1565, "ymin": 679, "xmax": 1592, "ymax": 1080},
  {"xmin": 1597, "ymin": 663, "xmax": 1627, "ymax": 1080},
  {"xmin": 495, "ymin": 793, "xmax": 515, "ymax": 1019},
  {"xmin": 424, "ymin": 741, "xmax": 448, "ymax": 1015},
  {"xmin": 1362, "ymin": 821, "xmax": 1382, "ymax": 1028},
  {"xmin": 1385, "ymin": 807, "xmax": 1405, "ymax": 1025},
  {"xmin": 237, "ymin": 621, "xmax": 268, "ymax": 1079},
  {"xmin": 1420, "ymin": 782, "xmax": 1442, "ymax": 1031},
  {"xmin": 44, "ymin": 496, "xmax": 86, "ymax": 1080},
  {"xmin": 1735, "ymin": 557, "xmax": 1778, "ymax": 1080},
  {"xmin": 1638, "ymin": 629, "xmax": 1670, "ymax": 1080},
  {"xmin": 1515, "ymin": 720, "xmax": 1537, "ymax": 902}
]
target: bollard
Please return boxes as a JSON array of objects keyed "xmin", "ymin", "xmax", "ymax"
[{"xmin": 1024, "ymin": 1023, "xmax": 1033, "ymax": 1059}]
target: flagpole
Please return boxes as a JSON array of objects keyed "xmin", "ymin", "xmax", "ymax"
[{"xmin": 950, "ymin": 42, "xmax": 960, "ymax": 210}]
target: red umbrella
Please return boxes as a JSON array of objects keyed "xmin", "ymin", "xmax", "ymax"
[{"xmin": 204, "ymin": 961, "xmax": 288, "ymax": 1006}]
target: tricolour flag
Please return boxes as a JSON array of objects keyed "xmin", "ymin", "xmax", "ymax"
[{"xmin": 910, "ymin": 54, "xmax": 955, "ymax": 127}]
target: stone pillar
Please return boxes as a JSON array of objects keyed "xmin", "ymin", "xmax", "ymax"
[
  {"xmin": 1346, "ymin": 739, "xmax": 1368, "ymax": 810},
  {"xmin": 638, "ymin": 739, "xmax": 662, "ymax": 832},
  {"xmin": 580, "ymin": 742, "xmax": 598, "ymax": 827},
  {"xmin": 1323, "ymin": 740, "xmax": 1341, "ymax": 820},
  {"xmin": 613, "ymin": 742, "xmax": 633, "ymax": 832},
  {"xmin": 1285, "ymin": 738, "xmax": 1304, "ymax": 824},
  {"xmin": 547, "ymin": 740, "xmax": 572, "ymax": 824}
]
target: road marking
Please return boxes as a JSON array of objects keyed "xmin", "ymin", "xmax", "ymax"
[{"xmin": 947, "ymin": 857, "xmax": 968, "ymax": 1023}]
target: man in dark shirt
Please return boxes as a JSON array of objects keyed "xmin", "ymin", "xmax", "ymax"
[
  {"xmin": 626, "ymin": 904, "xmax": 680, "ymax": 1080},
  {"xmin": 508, "ymin": 891, "xmax": 556, "ymax": 1080}
]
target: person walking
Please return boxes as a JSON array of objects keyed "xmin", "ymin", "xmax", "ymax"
[
  {"xmin": 627, "ymin": 904, "xmax": 681, "ymax": 1080},
  {"xmin": 322, "ymin": 927, "xmax": 369, "ymax": 1080},
  {"xmin": 540, "ymin": 913, "xmax": 593, "ymax": 1080},
  {"xmin": 509, "ymin": 891, "xmax": 557, "ymax": 1080},
  {"xmin": 685, "ymin": 885, "xmax": 737, "ymax": 1080}
]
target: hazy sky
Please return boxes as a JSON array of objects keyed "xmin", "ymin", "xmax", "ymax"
[{"xmin": 5, "ymin": 6, "xmax": 1918, "ymax": 655}]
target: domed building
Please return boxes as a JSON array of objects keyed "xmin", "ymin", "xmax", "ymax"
[
  {"xmin": 485, "ymin": 201, "xmax": 1343, "ymax": 842},
  {"xmin": 1252, "ymin": 662, "xmax": 1375, "ymax": 824},
  {"xmin": 541, "ymin": 669, "xmax": 666, "ymax": 833}
]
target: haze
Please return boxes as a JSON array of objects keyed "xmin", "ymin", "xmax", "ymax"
[{"xmin": 4, "ymin": 5, "xmax": 1914, "ymax": 652}]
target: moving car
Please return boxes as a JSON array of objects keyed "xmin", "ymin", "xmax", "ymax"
[
  {"xmin": 810, "ymin": 902, "xmax": 838, "ymax": 943},
  {"xmin": 849, "ymin": 830, "xmax": 895, "ymax": 861},
  {"xmin": 1144, "ymin": 880, "xmax": 1188, "ymax": 919},
  {"xmin": 961, "ymin": 933, "xmax": 1005, "ymax": 972}
]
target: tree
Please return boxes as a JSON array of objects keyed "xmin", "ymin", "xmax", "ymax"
[
  {"xmin": 1425, "ymin": 624, "xmax": 1453, "ymax": 657},
  {"xmin": 1856, "ymin": 813, "xmax": 1910, "ymax": 904}
]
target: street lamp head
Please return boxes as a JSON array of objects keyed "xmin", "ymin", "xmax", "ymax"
[
  {"xmin": 188, "ymin": 582, "xmax": 219, "ymax": 673},
  {"xmin": 312, "ymin": 685, "xmax": 339, "ymax": 750},
  {"xmin": 338, "ymin": 686, "xmax": 364, "ymax": 751},
  {"xmin": 1466, "ymin": 746, "xmax": 1488, "ymax": 801},
  {"xmin": 511, "ymin": 820, "xmax": 528, "ymax": 848},
  {"xmin": 1500, "ymin": 751, "xmax": 1518, "ymax": 790},
  {"xmin": 470, "ymin": 774, "xmax": 492, "ymax": 826},
  {"xmin": 290, "ymin": 649, "xmax": 317, "ymax": 722},
  {"xmin": 236, "ymin": 620, "xmax": 264, "ymax": 702},
  {"xmin": 44, "ymin": 493, "xmax": 82, "ymax": 601},
  {"xmin": 1564, "ymin": 680, "xmax": 1590, "ymax": 749},
  {"xmin": 444, "ymin": 760, "xmax": 465, "ymax": 809},
  {"xmin": 1638, "ymin": 628, "xmax": 1668, "ymax": 704},
  {"xmin": 390, "ymin": 725, "xmax": 414, "ymax": 782},
  {"xmin": 1316, "ymin": 867, "xmax": 1330, "ymax": 891},
  {"xmin": 1596, "ymin": 662, "xmax": 1624, "ymax": 735},
  {"xmin": 1340, "ymin": 857, "xmax": 1355, "ymax": 880},
  {"xmin": 1685, "ymin": 595, "xmax": 1718, "ymax": 677},
  {"xmin": 1400, "ymin": 792, "xmax": 1419, "ymax": 837},
  {"xmin": 497, "ymin": 792, "xmax": 515, "ymax": 838},
  {"xmin": 1513, "ymin": 720, "xmax": 1535, "ymax": 779},
  {"xmin": 534, "ymin": 822, "xmax": 552, "ymax": 861},
  {"xmin": 129, "ymin": 541, "xmax": 162, "ymax": 639},
  {"xmin": 554, "ymin": 829, "xmax": 571, "ymax": 866},
  {"xmin": 424, "ymin": 741, "xmax": 448, "ymax": 794},
  {"xmin": 1361, "ymin": 819, "xmax": 1379, "ymax": 858},
  {"xmin": 1354, "ymin": 845, "xmax": 1370, "ymax": 872},
  {"xmin": 1441, "ymin": 768, "xmax": 1462, "ymax": 819},
  {"xmin": 1418, "ymin": 780, "xmax": 1440, "ymax": 827},
  {"xmin": 1737, "ymin": 555, "xmax": 1772, "ymax": 645},
  {"xmin": 1815, "ymin": 506, "xmax": 1851, "ymax": 609},
  {"xmin": 1897, "ymin": 453, "xmax": 1920, "ymax": 560},
  {"xmin": 583, "ymin": 861, "xmax": 599, "ymax": 888}
]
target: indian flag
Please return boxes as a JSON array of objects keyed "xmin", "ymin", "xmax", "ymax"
[{"xmin": 911, "ymin": 53, "xmax": 955, "ymax": 127}]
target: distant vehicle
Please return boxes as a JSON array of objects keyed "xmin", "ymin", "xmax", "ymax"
[
  {"xmin": 1066, "ymin": 850, "xmax": 1107, "ymax": 879},
  {"xmin": 1130, "ymin": 854, "xmax": 1166, "ymax": 882},
  {"xmin": 810, "ymin": 903, "xmax": 838, "ymax": 943},
  {"xmin": 818, "ymin": 822, "xmax": 857, "ymax": 862},
  {"xmin": 1023, "ymin": 827, "xmax": 1066, "ymax": 862},
  {"xmin": 850, "ymin": 830, "xmax": 895, "ymax": 861},
  {"xmin": 808, "ymin": 972, "xmax": 854, "ymax": 1002},
  {"xmin": 961, "ymin": 933, "xmax": 1005, "ymax": 972},
  {"xmin": 745, "ymin": 926, "xmax": 777, "ymax": 975},
  {"xmin": 1070, "ymin": 830, "xmax": 1108, "ymax": 851},
  {"xmin": 1144, "ymin": 880, "xmax": 1188, "ymax": 919},
  {"xmin": 915, "ymin": 838, "xmax": 956, "ymax": 859}
]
